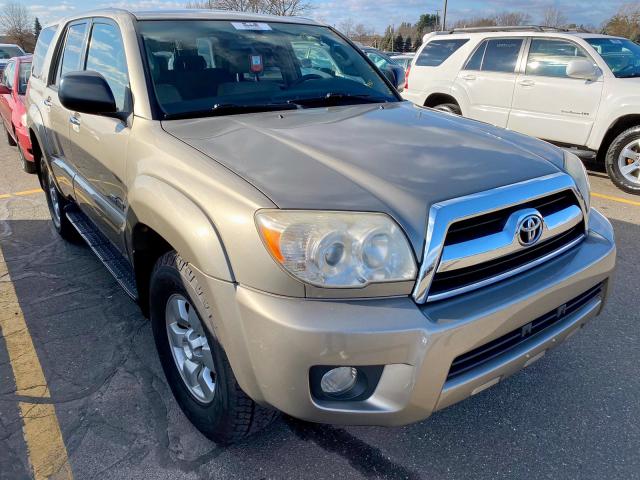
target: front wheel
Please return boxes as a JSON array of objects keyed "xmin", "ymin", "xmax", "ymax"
[
  {"xmin": 42, "ymin": 162, "xmax": 77, "ymax": 240},
  {"xmin": 150, "ymin": 252, "xmax": 278, "ymax": 444},
  {"xmin": 433, "ymin": 103, "xmax": 462, "ymax": 115},
  {"xmin": 605, "ymin": 126, "xmax": 640, "ymax": 195}
]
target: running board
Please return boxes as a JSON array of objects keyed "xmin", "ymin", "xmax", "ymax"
[{"xmin": 65, "ymin": 205, "xmax": 138, "ymax": 300}]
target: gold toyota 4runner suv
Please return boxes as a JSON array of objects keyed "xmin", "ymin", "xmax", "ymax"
[{"xmin": 26, "ymin": 9, "xmax": 616, "ymax": 444}]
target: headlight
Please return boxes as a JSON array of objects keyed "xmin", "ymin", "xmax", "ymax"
[
  {"xmin": 256, "ymin": 210, "xmax": 417, "ymax": 288},
  {"xmin": 20, "ymin": 113, "xmax": 27, "ymax": 127},
  {"xmin": 564, "ymin": 151, "xmax": 590, "ymax": 211}
]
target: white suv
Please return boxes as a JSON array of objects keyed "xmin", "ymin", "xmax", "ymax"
[{"xmin": 403, "ymin": 27, "xmax": 640, "ymax": 194}]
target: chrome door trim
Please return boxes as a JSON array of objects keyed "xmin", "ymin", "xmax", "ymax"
[{"xmin": 412, "ymin": 172, "xmax": 588, "ymax": 304}]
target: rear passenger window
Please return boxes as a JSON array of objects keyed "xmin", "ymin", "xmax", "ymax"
[
  {"xmin": 58, "ymin": 22, "xmax": 88, "ymax": 83},
  {"xmin": 416, "ymin": 39, "xmax": 468, "ymax": 67},
  {"xmin": 465, "ymin": 38, "xmax": 523, "ymax": 73},
  {"xmin": 85, "ymin": 23, "xmax": 130, "ymax": 111},
  {"xmin": 526, "ymin": 39, "xmax": 590, "ymax": 78},
  {"xmin": 32, "ymin": 25, "xmax": 57, "ymax": 79}
]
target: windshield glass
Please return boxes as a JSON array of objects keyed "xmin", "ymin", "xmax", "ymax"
[
  {"xmin": 586, "ymin": 37, "xmax": 640, "ymax": 78},
  {"xmin": 0, "ymin": 46, "xmax": 24, "ymax": 60},
  {"xmin": 138, "ymin": 20, "xmax": 398, "ymax": 118}
]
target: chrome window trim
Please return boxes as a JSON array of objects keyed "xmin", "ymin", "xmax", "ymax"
[{"xmin": 412, "ymin": 172, "xmax": 588, "ymax": 304}]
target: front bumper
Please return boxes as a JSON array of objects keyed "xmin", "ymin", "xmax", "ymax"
[{"xmin": 197, "ymin": 209, "xmax": 615, "ymax": 426}]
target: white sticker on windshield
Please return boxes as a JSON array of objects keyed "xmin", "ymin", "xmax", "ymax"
[
  {"xmin": 231, "ymin": 22, "xmax": 272, "ymax": 31},
  {"xmin": 610, "ymin": 39, "xmax": 622, "ymax": 44}
]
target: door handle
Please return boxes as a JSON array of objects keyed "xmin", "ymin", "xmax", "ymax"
[
  {"xmin": 519, "ymin": 80, "xmax": 536, "ymax": 87},
  {"xmin": 43, "ymin": 98, "xmax": 52, "ymax": 107},
  {"xmin": 69, "ymin": 115, "xmax": 81, "ymax": 126},
  {"xmin": 462, "ymin": 74, "xmax": 476, "ymax": 81}
]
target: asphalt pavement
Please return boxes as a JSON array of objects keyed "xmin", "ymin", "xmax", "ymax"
[{"xmin": 0, "ymin": 138, "xmax": 638, "ymax": 480}]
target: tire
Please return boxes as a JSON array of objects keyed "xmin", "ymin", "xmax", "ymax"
[
  {"xmin": 18, "ymin": 144, "xmax": 36, "ymax": 174},
  {"xmin": 42, "ymin": 161, "xmax": 77, "ymax": 240},
  {"xmin": 605, "ymin": 126, "xmax": 640, "ymax": 195},
  {"xmin": 4, "ymin": 125, "xmax": 16, "ymax": 146},
  {"xmin": 150, "ymin": 251, "xmax": 278, "ymax": 445},
  {"xmin": 433, "ymin": 103, "xmax": 462, "ymax": 115}
]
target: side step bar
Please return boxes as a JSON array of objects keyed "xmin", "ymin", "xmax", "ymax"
[{"xmin": 65, "ymin": 205, "xmax": 138, "ymax": 300}]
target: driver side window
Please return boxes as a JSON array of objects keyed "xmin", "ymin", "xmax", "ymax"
[{"xmin": 526, "ymin": 39, "xmax": 591, "ymax": 78}]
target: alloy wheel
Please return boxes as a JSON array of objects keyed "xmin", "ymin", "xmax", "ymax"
[
  {"xmin": 165, "ymin": 294, "xmax": 216, "ymax": 404},
  {"xmin": 618, "ymin": 139, "xmax": 640, "ymax": 185}
]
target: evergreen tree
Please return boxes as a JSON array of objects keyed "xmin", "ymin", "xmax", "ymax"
[
  {"xmin": 394, "ymin": 34, "xmax": 404, "ymax": 52},
  {"xmin": 34, "ymin": 17, "xmax": 42, "ymax": 41}
]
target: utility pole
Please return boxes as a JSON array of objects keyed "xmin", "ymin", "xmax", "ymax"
[
  {"xmin": 442, "ymin": 0, "xmax": 448, "ymax": 31},
  {"xmin": 435, "ymin": 9, "xmax": 441, "ymax": 31}
]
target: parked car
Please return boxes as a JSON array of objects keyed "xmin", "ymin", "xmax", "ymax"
[
  {"xmin": 0, "ymin": 55, "xmax": 35, "ymax": 173},
  {"xmin": 360, "ymin": 47, "xmax": 406, "ymax": 91},
  {"xmin": 403, "ymin": 26, "xmax": 640, "ymax": 194},
  {"xmin": 0, "ymin": 43, "xmax": 25, "ymax": 74},
  {"xmin": 28, "ymin": 10, "xmax": 615, "ymax": 445},
  {"xmin": 391, "ymin": 53, "xmax": 415, "ymax": 71}
]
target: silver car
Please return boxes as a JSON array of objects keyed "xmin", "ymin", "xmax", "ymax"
[{"xmin": 26, "ymin": 9, "xmax": 615, "ymax": 444}]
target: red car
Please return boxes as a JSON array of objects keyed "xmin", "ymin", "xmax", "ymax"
[{"xmin": 0, "ymin": 55, "xmax": 35, "ymax": 173}]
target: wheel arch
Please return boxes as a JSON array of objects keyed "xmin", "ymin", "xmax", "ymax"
[
  {"xmin": 424, "ymin": 93, "xmax": 461, "ymax": 110},
  {"xmin": 597, "ymin": 114, "xmax": 640, "ymax": 162},
  {"xmin": 127, "ymin": 176, "xmax": 234, "ymax": 314}
]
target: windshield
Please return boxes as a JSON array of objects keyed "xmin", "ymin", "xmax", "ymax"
[
  {"xmin": 0, "ymin": 46, "xmax": 24, "ymax": 60},
  {"xmin": 138, "ymin": 20, "xmax": 398, "ymax": 118},
  {"xmin": 586, "ymin": 37, "xmax": 640, "ymax": 78}
]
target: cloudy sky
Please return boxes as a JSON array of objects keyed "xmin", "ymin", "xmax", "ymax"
[{"xmin": 20, "ymin": 0, "xmax": 631, "ymax": 33}]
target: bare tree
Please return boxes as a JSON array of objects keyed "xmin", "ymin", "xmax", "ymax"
[
  {"xmin": 338, "ymin": 18, "xmax": 355, "ymax": 37},
  {"xmin": 494, "ymin": 11, "xmax": 531, "ymax": 26},
  {"xmin": 603, "ymin": 3, "xmax": 640, "ymax": 41},
  {"xmin": 542, "ymin": 6, "xmax": 567, "ymax": 28},
  {"xmin": 0, "ymin": 1, "xmax": 33, "ymax": 50},
  {"xmin": 186, "ymin": 0, "xmax": 310, "ymax": 15}
]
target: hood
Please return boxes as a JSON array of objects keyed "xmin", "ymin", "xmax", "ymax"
[{"xmin": 162, "ymin": 102, "xmax": 564, "ymax": 254}]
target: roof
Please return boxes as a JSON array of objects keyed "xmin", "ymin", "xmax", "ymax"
[{"xmin": 47, "ymin": 8, "xmax": 322, "ymax": 27}]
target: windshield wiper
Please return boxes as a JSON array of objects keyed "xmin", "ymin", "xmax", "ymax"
[
  {"xmin": 288, "ymin": 92, "xmax": 391, "ymax": 108},
  {"xmin": 164, "ymin": 102, "xmax": 298, "ymax": 120}
]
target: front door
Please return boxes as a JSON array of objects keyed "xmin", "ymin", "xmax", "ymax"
[
  {"xmin": 68, "ymin": 19, "xmax": 131, "ymax": 253},
  {"xmin": 509, "ymin": 38, "xmax": 604, "ymax": 146},
  {"xmin": 45, "ymin": 20, "xmax": 90, "ymax": 198}
]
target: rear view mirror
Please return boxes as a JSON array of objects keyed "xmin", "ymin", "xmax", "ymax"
[
  {"xmin": 566, "ymin": 59, "xmax": 600, "ymax": 81},
  {"xmin": 59, "ymin": 71, "xmax": 117, "ymax": 115},
  {"xmin": 300, "ymin": 58, "xmax": 312, "ymax": 68}
]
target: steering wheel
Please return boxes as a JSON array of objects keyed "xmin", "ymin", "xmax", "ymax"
[
  {"xmin": 616, "ymin": 62, "xmax": 637, "ymax": 76},
  {"xmin": 290, "ymin": 74, "xmax": 323, "ymax": 87}
]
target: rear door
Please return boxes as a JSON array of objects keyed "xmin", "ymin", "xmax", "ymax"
[
  {"xmin": 45, "ymin": 20, "xmax": 90, "ymax": 197},
  {"xmin": 68, "ymin": 19, "xmax": 131, "ymax": 252},
  {"xmin": 454, "ymin": 37, "xmax": 525, "ymax": 128},
  {"xmin": 508, "ymin": 37, "xmax": 604, "ymax": 146}
]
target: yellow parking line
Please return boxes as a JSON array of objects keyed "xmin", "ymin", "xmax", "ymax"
[
  {"xmin": 0, "ymin": 248, "xmax": 73, "ymax": 479},
  {"xmin": 0, "ymin": 188, "xmax": 43, "ymax": 200},
  {"xmin": 592, "ymin": 192, "xmax": 640, "ymax": 207}
]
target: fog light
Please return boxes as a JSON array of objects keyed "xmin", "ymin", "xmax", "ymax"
[{"xmin": 320, "ymin": 367, "xmax": 357, "ymax": 395}]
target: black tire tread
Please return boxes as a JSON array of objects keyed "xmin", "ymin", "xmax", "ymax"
[
  {"xmin": 152, "ymin": 251, "xmax": 278, "ymax": 444},
  {"xmin": 605, "ymin": 125, "xmax": 640, "ymax": 195}
]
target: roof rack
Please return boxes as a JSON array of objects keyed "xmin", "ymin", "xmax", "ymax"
[{"xmin": 445, "ymin": 25, "xmax": 570, "ymax": 34}]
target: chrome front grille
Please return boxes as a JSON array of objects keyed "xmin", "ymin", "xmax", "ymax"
[{"xmin": 413, "ymin": 173, "xmax": 588, "ymax": 304}]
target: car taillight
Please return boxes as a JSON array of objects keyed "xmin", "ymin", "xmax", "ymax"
[{"xmin": 404, "ymin": 65, "xmax": 411, "ymax": 90}]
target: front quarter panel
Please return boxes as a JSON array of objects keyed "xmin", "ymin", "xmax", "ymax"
[
  {"xmin": 588, "ymin": 79, "xmax": 640, "ymax": 151},
  {"xmin": 126, "ymin": 118, "xmax": 306, "ymax": 297}
]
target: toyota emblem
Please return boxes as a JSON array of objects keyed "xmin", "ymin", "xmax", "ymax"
[{"xmin": 517, "ymin": 214, "xmax": 544, "ymax": 247}]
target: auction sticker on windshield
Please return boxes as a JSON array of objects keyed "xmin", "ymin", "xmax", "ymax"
[{"xmin": 231, "ymin": 22, "xmax": 272, "ymax": 31}]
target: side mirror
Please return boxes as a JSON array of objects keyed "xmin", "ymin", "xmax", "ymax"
[
  {"xmin": 0, "ymin": 83, "xmax": 10, "ymax": 95},
  {"xmin": 59, "ymin": 71, "xmax": 117, "ymax": 115},
  {"xmin": 566, "ymin": 59, "xmax": 600, "ymax": 81}
]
